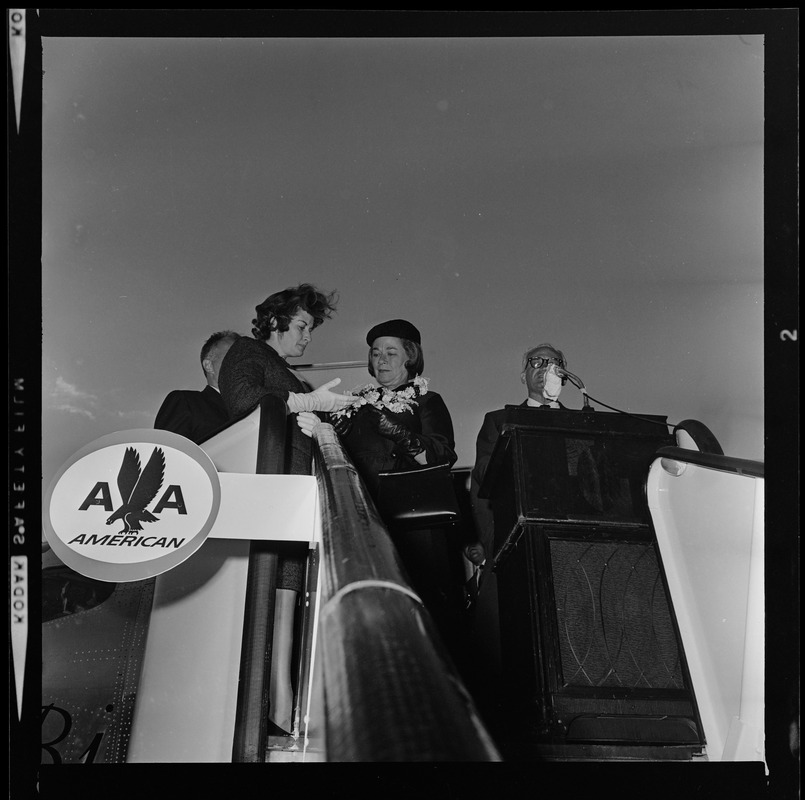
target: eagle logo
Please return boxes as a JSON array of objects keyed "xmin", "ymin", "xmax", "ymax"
[{"xmin": 105, "ymin": 446, "xmax": 166, "ymax": 533}]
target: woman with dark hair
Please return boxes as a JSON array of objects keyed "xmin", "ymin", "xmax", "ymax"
[
  {"xmin": 217, "ymin": 282, "xmax": 350, "ymax": 735},
  {"xmin": 220, "ymin": 283, "xmax": 350, "ymax": 425}
]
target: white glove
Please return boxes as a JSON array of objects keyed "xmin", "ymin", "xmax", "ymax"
[
  {"xmin": 296, "ymin": 411, "xmax": 322, "ymax": 438},
  {"xmin": 287, "ymin": 378, "xmax": 353, "ymax": 413}
]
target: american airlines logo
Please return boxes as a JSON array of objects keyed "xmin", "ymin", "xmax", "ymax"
[
  {"xmin": 70, "ymin": 446, "xmax": 186, "ymax": 549},
  {"xmin": 44, "ymin": 430, "xmax": 221, "ymax": 582}
]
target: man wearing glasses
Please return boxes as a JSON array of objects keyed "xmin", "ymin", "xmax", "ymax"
[{"xmin": 466, "ymin": 343, "xmax": 569, "ymax": 564}]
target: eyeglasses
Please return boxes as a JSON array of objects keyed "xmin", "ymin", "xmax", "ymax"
[{"xmin": 526, "ymin": 356, "xmax": 563, "ymax": 370}]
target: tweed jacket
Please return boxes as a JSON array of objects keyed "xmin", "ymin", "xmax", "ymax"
[{"xmin": 217, "ymin": 336, "xmax": 314, "ymax": 475}]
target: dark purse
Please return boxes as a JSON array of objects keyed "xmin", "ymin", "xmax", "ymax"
[{"xmin": 375, "ymin": 462, "xmax": 460, "ymax": 531}]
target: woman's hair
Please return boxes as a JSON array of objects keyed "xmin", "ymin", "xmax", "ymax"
[
  {"xmin": 367, "ymin": 338, "xmax": 424, "ymax": 380},
  {"xmin": 251, "ymin": 283, "xmax": 338, "ymax": 340}
]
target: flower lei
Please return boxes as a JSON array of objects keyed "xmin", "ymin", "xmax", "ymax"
[{"xmin": 333, "ymin": 375, "xmax": 429, "ymax": 419}]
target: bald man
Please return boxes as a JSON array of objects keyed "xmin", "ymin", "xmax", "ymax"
[{"xmin": 155, "ymin": 330, "xmax": 239, "ymax": 443}]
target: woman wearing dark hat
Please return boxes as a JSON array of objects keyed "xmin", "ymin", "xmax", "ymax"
[
  {"xmin": 217, "ymin": 282, "xmax": 351, "ymax": 735},
  {"xmin": 332, "ymin": 318, "xmax": 458, "ymax": 496},
  {"xmin": 309, "ymin": 318, "xmax": 463, "ymax": 656}
]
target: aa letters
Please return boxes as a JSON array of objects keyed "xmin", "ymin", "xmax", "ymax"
[{"xmin": 78, "ymin": 482, "xmax": 188, "ymax": 515}]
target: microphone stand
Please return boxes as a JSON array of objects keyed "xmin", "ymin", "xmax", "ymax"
[{"xmin": 559, "ymin": 369, "xmax": 592, "ymax": 409}]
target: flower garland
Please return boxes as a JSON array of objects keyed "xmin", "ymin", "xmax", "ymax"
[{"xmin": 333, "ymin": 375, "xmax": 429, "ymax": 419}]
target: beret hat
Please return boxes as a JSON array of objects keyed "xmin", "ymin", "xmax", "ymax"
[{"xmin": 366, "ymin": 319, "xmax": 421, "ymax": 346}]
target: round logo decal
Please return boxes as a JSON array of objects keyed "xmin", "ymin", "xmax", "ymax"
[{"xmin": 43, "ymin": 429, "xmax": 222, "ymax": 582}]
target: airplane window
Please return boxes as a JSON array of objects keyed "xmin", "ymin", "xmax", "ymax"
[{"xmin": 42, "ymin": 566, "xmax": 116, "ymax": 622}]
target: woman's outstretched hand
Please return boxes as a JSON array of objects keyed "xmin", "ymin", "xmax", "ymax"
[
  {"xmin": 310, "ymin": 378, "xmax": 353, "ymax": 412},
  {"xmin": 287, "ymin": 378, "xmax": 353, "ymax": 413}
]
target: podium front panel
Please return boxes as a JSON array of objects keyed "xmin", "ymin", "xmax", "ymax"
[
  {"xmin": 512, "ymin": 427, "xmax": 672, "ymax": 525},
  {"xmin": 549, "ymin": 534, "xmax": 685, "ymax": 690}
]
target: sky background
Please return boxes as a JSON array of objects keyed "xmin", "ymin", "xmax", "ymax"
[{"xmin": 39, "ymin": 17, "xmax": 772, "ymax": 493}]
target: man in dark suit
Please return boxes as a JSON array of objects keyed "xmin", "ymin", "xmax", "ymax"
[
  {"xmin": 467, "ymin": 343, "xmax": 570, "ymax": 562},
  {"xmin": 154, "ymin": 330, "xmax": 239, "ymax": 444}
]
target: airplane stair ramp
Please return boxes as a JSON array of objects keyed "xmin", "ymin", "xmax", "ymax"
[
  {"xmin": 646, "ymin": 426, "xmax": 765, "ymax": 767},
  {"xmin": 41, "ymin": 395, "xmax": 499, "ymax": 764}
]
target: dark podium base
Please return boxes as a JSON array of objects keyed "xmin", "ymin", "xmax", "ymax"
[
  {"xmin": 497, "ymin": 737, "xmax": 704, "ymax": 763},
  {"xmin": 477, "ymin": 407, "xmax": 705, "ymax": 760}
]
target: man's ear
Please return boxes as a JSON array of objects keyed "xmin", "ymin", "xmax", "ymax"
[
  {"xmin": 520, "ymin": 372, "xmax": 526, "ymax": 384},
  {"xmin": 202, "ymin": 358, "xmax": 214, "ymax": 377}
]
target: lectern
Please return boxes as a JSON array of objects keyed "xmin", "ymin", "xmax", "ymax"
[{"xmin": 479, "ymin": 406, "xmax": 704, "ymax": 759}]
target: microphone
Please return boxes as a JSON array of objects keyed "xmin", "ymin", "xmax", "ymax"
[{"xmin": 557, "ymin": 368, "xmax": 592, "ymax": 409}]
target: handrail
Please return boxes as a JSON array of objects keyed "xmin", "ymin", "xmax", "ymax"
[
  {"xmin": 231, "ymin": 395, "xmax": 288, "ymax": 762},
  {"xmin": 311, "ymin": 422, "xmax": 501, "ymax": 762},
  {"xmin": 673, "ymin": 418, "xmax": 724, "ymax": 455},
  {"xmin": 656, "ymin": 446, "xmax": 764, "ymax": 479}
]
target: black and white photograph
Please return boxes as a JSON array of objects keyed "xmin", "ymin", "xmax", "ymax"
[{"xmin": 8, "ymin": 9, "xmax": 798, "ymax": 798}]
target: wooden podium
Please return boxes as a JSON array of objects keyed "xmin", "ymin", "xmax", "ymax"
[{"xmin": 479, "ymin": 406, "xmax": 704, "ymax": 760}]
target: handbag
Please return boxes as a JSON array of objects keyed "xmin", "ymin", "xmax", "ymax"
[{"xmin": 375, "ymin": 462, "xmax": 460, "ymax": 531}]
